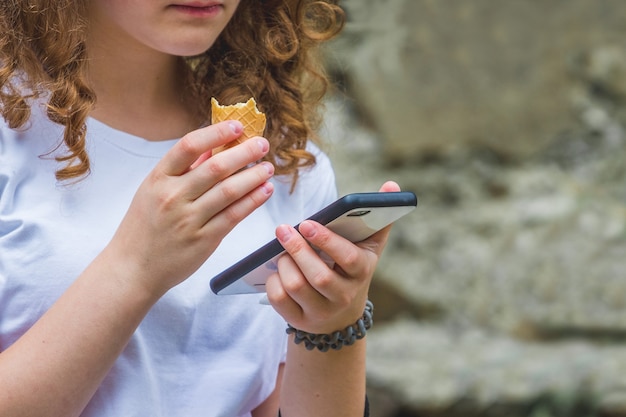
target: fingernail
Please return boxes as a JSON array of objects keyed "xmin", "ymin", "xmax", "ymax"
[
  {"xmin": 260, "ymin": 182, "xmax": 273, "ymax": 195},
  {"xmin": 276, "ymin": 225, "xmax": 292, "ymax": 242},
  {"xmin": 229, "ymin": 121, "xmax": 243, "ymax": 134},
  {"xmin": 257, "ymin": 138, "xmax": 269, "ymax": 153},
  {"xmin": 299, "ymin": 221, "xmax": 316, "ymax": 238},
  {"xmin": 261, "ymin": 162, "xmax": 274, "ymax": 175}
]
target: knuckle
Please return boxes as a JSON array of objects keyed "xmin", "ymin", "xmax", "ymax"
[
  {"xmin": 246, "ymin": 190, "xmax": 269, "ymax": 211},
  {"xmin": 173, "ymin": 215, "xmax": 195, "ymax": 237},
  {"xmin": 283, "ymin": 276, "xmax": 307, "ymax": 295},
  {"xmin": 336, "ymin": 293, "xmax": 353, "ymax": 310},
  {"xmin": 313, "ymin": 228, "xmax": 332, "ymax": 247},
  {"xmin": 266, "ymin": 274, "xmax": 283, "ymax": 296},
  {"xmin": 249, "ymin": 188, "xmax": 268, "ymax": 206},
  {"xmin": 284, "ymin": 236, "xmax": 307, "ymax": 254},
  {"xmin": 270, "ymin": 289, "xmax": 290, "ymax": 309},
  {"xmin": 360, "ymin": 252, "xmax": 378, "ymax": 278},
  {"xmin": 156, "ymin": 192, "xmax": 177, "ymax": 210},
  {"xmin": 207, "ymin": 158, "xmax": 227, "ymax": 177},
  {"xmin": 361, "ymin": 260, "xmax": 375, "ymax": 280},
  {"xmin": 145, "ymin": 170, "xmax": 169, "ymax": 195},
  {"xmin": 222, "ymin": 205, "xmax": 244, "ymax": 225},
  {"xmin": 178, "ymin": 134, "xmax": 201, "ymax": 156},
  {"xmin": 221, "ymin": 190, "xmax": 268, "ymax": 225},
  {"xmin": 218, "ymin": 183, "xmax": 239, "ymax": 202},
  {"xmin": 342, "ymin": 247, "xmax": 360, "ymax": 268},
  {"xmin": 311, "ymin": 268, "xmax": 333, "ymax": 290},
  {"xmin": 292, "ymin": 240, "xmax": 311, "ymax": 256},
  {"xmin": 151, "ymin": 184, "xmax": 182, "ymax": 211}
]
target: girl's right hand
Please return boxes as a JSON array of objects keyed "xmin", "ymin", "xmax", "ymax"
[{"xmin": 103, "ymin": 120, "xmax": 274, "ymax": 298}]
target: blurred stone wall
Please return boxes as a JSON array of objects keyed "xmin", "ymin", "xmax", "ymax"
[
  {"xmin": 319, "ymin": 1, "xmax": 626, "ymax": 417},
  {"xmin": 324, "ymin": 0, "xmax": 626, "ymax": 162}
]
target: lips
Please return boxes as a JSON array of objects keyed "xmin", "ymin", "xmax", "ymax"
[
  {"xmin": 171, "ymin": 1, "xmax": 223, "ymax": 9},
  {"xmin": 169, "ymin": 1, "xmax": 224, "ymax": 15}
]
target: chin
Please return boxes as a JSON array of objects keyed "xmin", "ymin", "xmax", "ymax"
[{"xmin": 164, "ymin": 39, "xmax": 219, "ymax": 57}]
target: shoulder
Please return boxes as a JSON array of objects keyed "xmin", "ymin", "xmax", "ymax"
[
  {"xmin": 0, "ymin": 101, "xmax": 64, "ymax": 190},
  {"xmin": 1, "ymin": 99, "xmax": 63, "ymax": 156}
]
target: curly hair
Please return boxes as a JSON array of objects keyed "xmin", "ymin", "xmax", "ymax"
[{"xmin": 0, "ymin": 0, "xmax": 345, "ymax": 184}]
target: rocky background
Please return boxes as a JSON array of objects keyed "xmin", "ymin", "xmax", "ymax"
[{"xmin": 318, "ymin": 1, "xmax": 626, "ymax": 416}]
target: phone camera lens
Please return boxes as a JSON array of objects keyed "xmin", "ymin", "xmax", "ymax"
[{"xmin": 347, "ymin": 210, "xmax": 371, "ymax": 217}]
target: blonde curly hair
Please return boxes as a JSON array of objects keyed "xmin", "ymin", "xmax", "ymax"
[{"xmin": 0, "ymin": 0, "xmax": 345, "ymax": 184}]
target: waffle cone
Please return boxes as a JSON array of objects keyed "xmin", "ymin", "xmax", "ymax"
[{"xmin": 211, "ymin": 97, "xmax": 266, "ymax": 154}]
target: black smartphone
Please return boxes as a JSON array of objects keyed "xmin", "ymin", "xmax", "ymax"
[{"xmin": 210, "ymin": 191, "xmax": 418, "ymax": 295}]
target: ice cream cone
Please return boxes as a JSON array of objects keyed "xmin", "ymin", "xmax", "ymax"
[{"xmin": 211, "ymin": 97, "xmax": 266, "ymax": 154}]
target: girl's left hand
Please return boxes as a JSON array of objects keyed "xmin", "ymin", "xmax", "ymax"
[{"xmin": 266, "ymin": 181, "xmax": 401, "ymax": 335}]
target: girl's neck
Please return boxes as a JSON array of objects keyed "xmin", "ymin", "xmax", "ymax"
[{"xmin": 85, "ymin": 31, "xmax": 202, "ymax": 141}]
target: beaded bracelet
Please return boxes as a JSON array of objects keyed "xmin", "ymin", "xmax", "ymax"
[{"xmin": 286, "ymin": 300, "xmax": 374, "ymax": 352}]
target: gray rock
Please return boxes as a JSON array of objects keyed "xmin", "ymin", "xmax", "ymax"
[
  {"xmin": 319, "ymin": 3, "xmax": 626, "ymax": 415},
  {"xmin": 321, "ymin": 90, "xmax": 626, "ymax": 415},
  {"xmin": 366, "ymin": 320, "xmax": 621, "ymax": 414},
  {"xmin": 325, "ymin": 0, "xmax": 626, "ymax": 163}
]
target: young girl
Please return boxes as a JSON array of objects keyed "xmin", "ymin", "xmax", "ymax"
[{"xmin": 0, "ymin": 1, "xmax": 400, "ymax": 416}]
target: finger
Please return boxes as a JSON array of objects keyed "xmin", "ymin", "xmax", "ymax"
[
  {"xmin": 159, "ymin": 121, "xmax": 243, "ymax": 176},
  {"xmin": 184, "ymin": 136, "xmax": 270, "ymax": 201},
  {"xmin": 266, "ymin": 251, "xmax": 365, "ymax": 334},
  {"xmin": 266, "ymin": 254, "xmax": 334, "ymax": 330},
  {"xmin": 204, "ymin": 180, "xmax": 275, "ymax": 237},
  {"xmin": 379, "ymin": 180, "xmax": 401, "ymax": 193},
  {"xmin": 275, "ymin": 224, "xmax": 345, "ymax": 301},
  {"xmin": 265, "ymin": 269, "xmax": 306, "ymax": 326},
  {"xmin": 298, "ymin": 220, "xmax": 374, "ymax": 282},
  {"xmin": 192, "ymin": 161, "xmax": 274, "ymax": 222}
]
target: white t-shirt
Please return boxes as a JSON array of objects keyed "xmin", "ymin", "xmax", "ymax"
[{"xmin": 0, "ymin": 102, "xmax": 338, "ymax": 417}]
